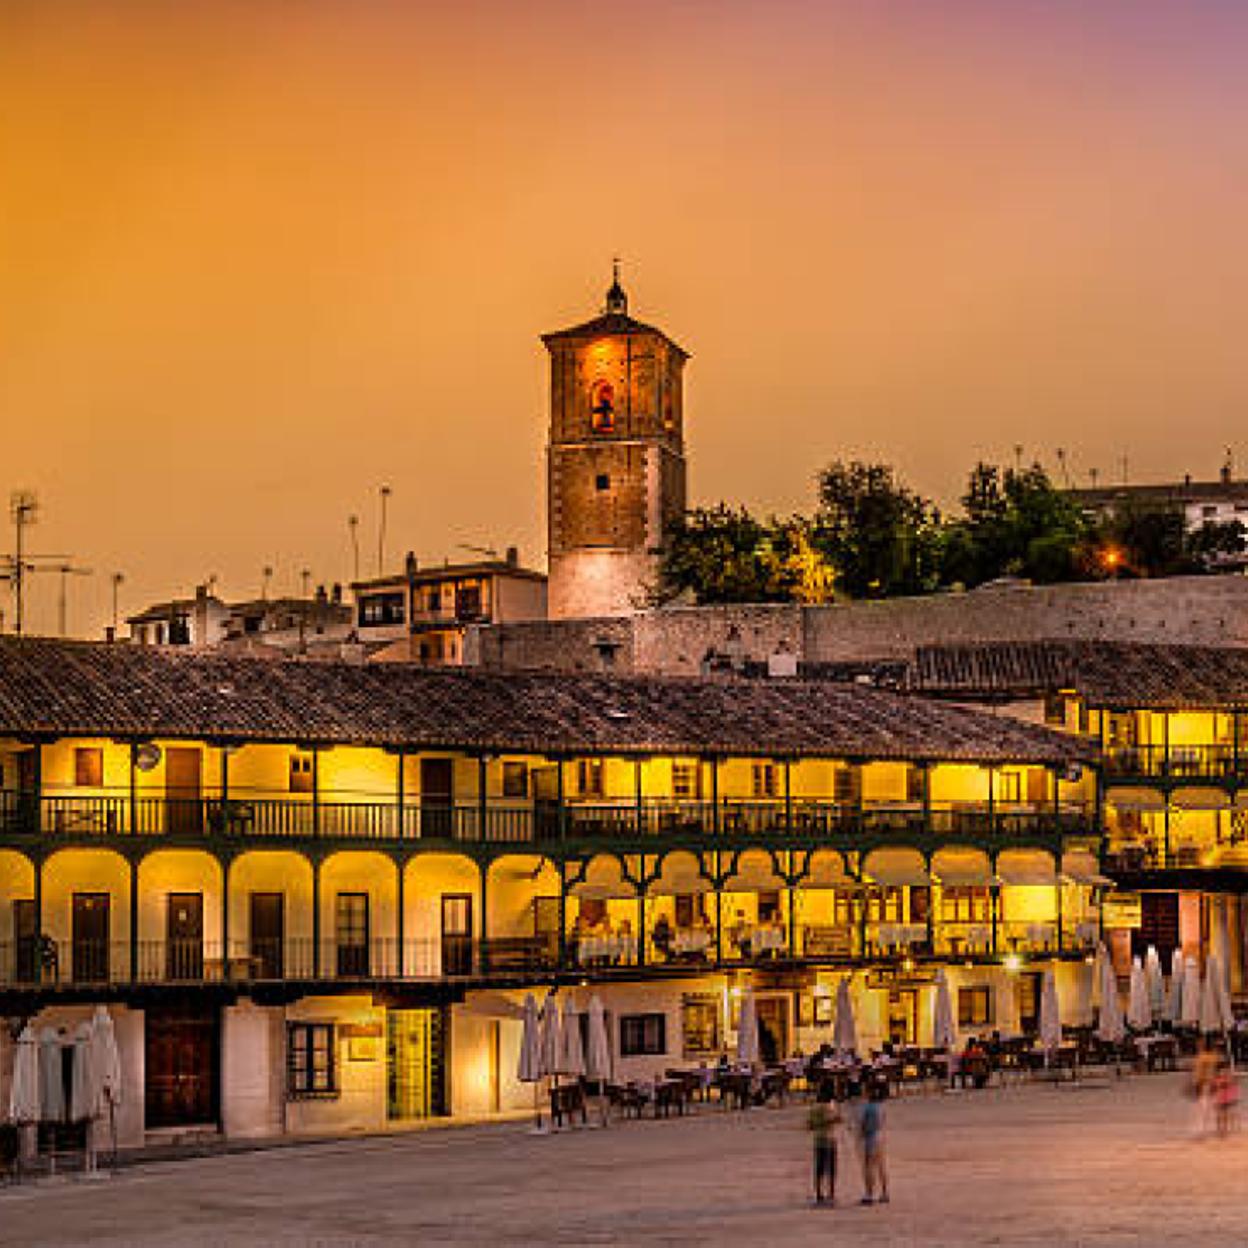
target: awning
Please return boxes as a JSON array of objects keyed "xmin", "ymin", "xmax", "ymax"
[
  {"xmin": 931, "ymin": 847, "xmax": 991, "ymax": 888},
  {"xmin": 1171, "ymin": 787, "xmax": 1231, "ymax": 811},
  {"xmin": 570, "ymin": 855, "xmax": 637, "ymax": 901},
  {"xmin": 648, "ymin": 850, "xmax": 712, "ymax": 895},
  {"xmin": 803, "ymin": 849, "xmax": 851, "ymax": 889},
  {"xmin": 723, "ymin": 849, "xmax": 785, "ymax": 893},
  {"xmin": 1060, "ymin": 850, "xmax": 1113, "ymax": 887},
  {"xmin": 1104, "ymin": 787, "xmax": 1166, "ymax": 813},
  {"xmin": 863, "ymin": 848, "xmax": 929, "ymax": 888},
  {"xmin": 997, "ymin": 849, "xmax": 1057, "ymax": 888}
]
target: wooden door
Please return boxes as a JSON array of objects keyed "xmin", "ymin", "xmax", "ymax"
[
  {"xmin": 250, "ymin": 892, "xmax": 284, "ymax": 979},
  {"xmin": 166, "ymin": 892, "xmax": 204, "ymax": 981},
  {"xmin": 145, "ymin": 1005, "xmax": 219, "ymax": 1129},
  {"xmin": 886, "ymin": 988, "xmax": 919, "ymax": 1047},
  {"xmin": 1017, "ymin": 972, "xmax": 1043, "ymax": 1035},
  {"xmin": 165, "ymin": 747, "xmax": 203, "ymax": 836},
  {"xmin": 72, "ymin": 892, "xmax": 110, "ymax": 983},
  {"xmin": 421, "ymin": 758, "xmax": 454, "ymax": 838},
  {"xmin": 12, "ymin": 898, "xmax": 36, "ymax": 983},
  {"xmin": 336, "ymin": 892, "xmax": 370, "ymax": 977},
  {"xmin": 441, "ymin": 893, "xmax": 473, "ymax": 976}
]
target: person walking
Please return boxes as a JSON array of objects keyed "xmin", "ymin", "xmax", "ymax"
[
  {"xmin": 806, "ymin": 1085, "xmax": 842, "ymax": 1206},
  {"xmin": 1190, "ymin": 1041, "xmax": 1220, "ymax": 1137},
  {"xmin": 858, "ymin": 1083, "xmax": 889, "ymax": 1205}
]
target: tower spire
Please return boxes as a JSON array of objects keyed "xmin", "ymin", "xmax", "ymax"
[{"xmin": 604, "ymin": 257, "xmax": 628, "ymax": 315}]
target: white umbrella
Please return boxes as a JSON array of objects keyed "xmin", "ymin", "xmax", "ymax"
[
  {"xmin": 90, "ymin": 1007, "xmax": 123, "ymax": 1118},
  {"xmin": 1127, "ymin": 957, "xmax": 1151, "ymax": 1032},
  {"xmin": 37, "ymin": 1027, "xmax": 65, "ymax": 1123},
  {"xmin": 1199, "ymin": 960, "xmax": 1224, "ymax": 1036},
  {"xmin": 833, "ymin": 978, "xmax": 858, "ymax": 1055},
  {"xmin": 1181, "ymin": 958, "xmax": 1202, "ymax": 1028},
  {"xmin": 1076, "ymin": 957, "xmax": 1096, "ymax": 1026},
  {"xmin": 70, "ymin": 1021, "xmax": 96, "ymax": 1122},
  {"xmin": 538, "ymin": 995, "xmax": 563, "ymax": 1079},
  {"xmin": 1098, "ymin": 956, "xmax": 1125, "ymax": 1044},
  {"xmin": 584, "ymin": 995, "xmax": 612, "ymax": 1083},
  {"xmin": 8, "ymin": 1025, "xmax": 39, "ymax": 1124},
  {"xmin": 559, "ymin": 998, "xmax": 585, "ymax": 1078},
  {"xmin": 1144, "ymin": 946, "xmax": 1166, "ymax": 1017},
  {"xmin": 1166, "ymin": 948, "xmax": 1185, "ymax": 1024},
  {"xmin": 932, "ymin": 970, "xmax": 956, "ymax": 1049},
  {"xmin": 1214, "ymin": 955, "xmax": 1235, "ymax": 1033},
  {"xmin": 1090, "ymin": 943, "xmax": 1106, "ymax": 1012},
  {"xmin": 736, "ymin": 989, "xmax": 760, "ymax": 1067},
  {"xmin": 1039, "ymin": 967, "xmax": 1062, "ymax": 1050},
  {"xmin": 517, "ymin": 994, "xmax": 542, "ymax": 1084}
]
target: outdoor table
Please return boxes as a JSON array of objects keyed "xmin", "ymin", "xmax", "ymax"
[
  {"xmin": 716, "ymin": 1070, "xmax": 754, "ymax": 1110},
  {"xmin": 1135, "ymin": 1035, "xmax": 1178, "ymax": 1072},
  {"xmin": 653, "ymin": 1078, "xmax": 687, "ymax": 1117},
  {"xmin": 549, "ymin": 1081, "xmax": 588, "ymax": 1128}
]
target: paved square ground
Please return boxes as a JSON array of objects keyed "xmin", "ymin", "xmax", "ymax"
[{"xmin": 2, "ymin": 1072, "xmax": 1244, "ymax": 1246}]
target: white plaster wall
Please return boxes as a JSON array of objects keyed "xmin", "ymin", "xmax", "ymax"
[{"xmin": 221, "ymin": 999, "xmax": 283, "ymax": 1139}]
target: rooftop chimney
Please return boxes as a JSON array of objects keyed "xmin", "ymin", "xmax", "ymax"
[
  {"xmin": 404, "ymin": 550, "xmax": 418, "ymax": 577},
  {"xmin": 1222, "ymin": 448, "xmax": 1233, "ymax": 485},
  {"xmin": 505, "ymin": 545, "xmax": 519, "ymax": 567}
]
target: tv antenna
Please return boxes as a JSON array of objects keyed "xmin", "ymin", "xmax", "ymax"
[
  {"xmin": 458, "ymin": 543, "xmax": 499, "ymax": 560},
  {"xmin": 1, "ymin": 490, "xmax": 77, "ymax": 635},
  {"xmin": 52, "ymin": 563, "xmax": 94, "ymax": 637}
]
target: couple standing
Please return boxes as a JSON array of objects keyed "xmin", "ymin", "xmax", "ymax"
[{"xmin": 807, "ymin": 1083, "xmax": 889, "ymax": 1207}]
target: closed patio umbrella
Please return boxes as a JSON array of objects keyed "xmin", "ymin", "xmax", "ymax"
[
  {"xmin": 517, "ymin": 994, "xmax": 544, "ymax": 1133},
  {"xmin": 1199, "ymin": 960, "xmax": 1222, "ymax": 1036},
  {"xmin": 8, "ymin": 1025, "xmax": 39, "ymax": 1124},
  {"xmin": 833, "ymin": 978, "xmax": 858, "ymax": 1056},
  {"xmin": 1167, "ymin": 948, "xmax": 1185, "ymax": 1023},
  {"xmin": 1090, "ymin": 943, "xmax": 1107, "ymax": 1012},
  {"xmin": 933, "ymin": 970, "xmax": 956, "ymax": 1049},
  {"xmin": 1144, "ymin": 947, "xmax": 1165, "ymax": 1017},
  {"xmin": 1039, "ymin": 967, "xmax": 1062, "ymax": 1051},
  {"xmin": 89, "ymin": 1006, "xmax": 123, "ymax": 1168},
  {"xmin": 37, "ymin": 1028, "xmax": 65, "ymax": 1124},
  {"xmin": 1127, "ymin": 957, "xmax": 1151, "ymax": 1032},
  {"xmin": 585, "ymin": 995, "xmax": 612, "ymax": 1084},
  {"xmin": 1098, "ymin": 957, "xmax": 1125, "ymax": 1044},
  {"xmin": 1214, "ymin": 955, "xmax": 1235, "ymax": 1033},
  {"xmin": 517, "ymin": 994, "xmax": 542, "ymax": 1085},
  {"xmin": 1076, "ymin": 957, "xmax": 1096, "ymax": 1027},
  {"xmin": 539, "ymin": 994, "xmax": 563, "ymax": 1080},
  {"xmin": 559, "ymin": 998, "xmax": 585, "ymax": 1079},
  {"xmin": 90, "ymin": 1007, "xmax": 122, "ymax": 1118},
  {"xmin": 736, "ymin": 989, "xmax": 760, "ymax": 1067},
  {"xmin": 1181, "ymin": 958, "xmax": 1202, "ymax": 1029},
  {"xmin": 70, "ymin": 1021, "xmax": 96, "ymax": 1123}
]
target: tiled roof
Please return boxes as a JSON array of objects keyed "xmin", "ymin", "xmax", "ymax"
[
  {"xmin": 911, "ymin": 640, "xmax": 1248, "ymax": 709},
  {"xmin": 0, "ymin": 637, "xmax": 1089, "ymax": 764},
  {"xmin": 541, "ymin": 312, "xmax": 689, "ymax": 357}
]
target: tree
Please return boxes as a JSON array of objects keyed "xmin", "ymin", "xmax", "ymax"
[
  {"xmin": 654, "ymin": 506, "xmax": 832, "ymax": 605},
  {"xmin": 813, "ymin": 461, "xmax": 942, "ymax": 598},
  {"xmin": 944, "ymin": 462, "xmax": 1090, "ymax": 586}
]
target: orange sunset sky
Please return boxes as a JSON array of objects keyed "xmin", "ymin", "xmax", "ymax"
[{"xmin": 3, "ymin": 1, "xmax": 1247, "ymax": 636}]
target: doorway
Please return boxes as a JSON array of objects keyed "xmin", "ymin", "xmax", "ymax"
[
  {"xmin": 165, "ymin": 747, "xmax": 203, "ymax": 836},
  {"xmin": 336, "ymin": 892, "xmax": 370, "ymax": 977},
  {"xmin": 755, "ymin": 994, "xmax": 790, "ymax": 1062},
  {"xmin": 441, "ymin": 893, "xmax": 473, "ymax": 976},
  {"xmin": 886, "ymin": 988, "xmax": 919, "ymax": 1046},
  {"xmin": 1017, "ymin": 972, "xmax": 1043, "ymax": 1035},
  {"xmin": 13, "ymin": 898, "xmax": 36, "ymax": 983},
  {"xmin": 145, "ymin": 1004, "xmax": 219, "ymax": 1129},
  {"xmin": 386, "ymin": 1008, "xmax": 447, "ymax": 1120},
  {"xmin": 249, "ymin": 892, "xmax": 284, "ymax": 979},
  {"xmin": 166, "ymin": 892, "xmax": 204, "ymax": 981},
  {"xmin": 421, "ymin": 759, "xmax": 454, "ymax": 838},
  {"xmin": 72, "ymin": 892, "xmax": 110, "ymax": 983}
]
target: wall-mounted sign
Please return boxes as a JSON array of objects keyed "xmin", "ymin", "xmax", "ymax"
[{"xmin": 1102, "ymin": 894, "xmax": 1142, "ymax": 930}]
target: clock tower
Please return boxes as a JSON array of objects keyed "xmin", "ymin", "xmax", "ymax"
[{"xmin": 543, "ymin": 268, "xmax": 689, "ymax": 619}]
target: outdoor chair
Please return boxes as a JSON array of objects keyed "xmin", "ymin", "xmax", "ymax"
[{"xmin": 0, "ymin": 1124, "xmax": 20, "ymax": 1184}]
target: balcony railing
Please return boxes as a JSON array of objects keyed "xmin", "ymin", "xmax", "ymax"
[
  {"xmin": 0, "ymin": 921, "xmax": 1098, "ymax": 991},
  {"xmin": 0, "ymin": 791, "xmax": 1093, "ymax": 847},
  {"xmin": 1104, "ymin": 744, "xmax": 1245, "ymax": 781}
]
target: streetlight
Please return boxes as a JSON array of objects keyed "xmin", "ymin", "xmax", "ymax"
[
  {"xmin": 110, "ymin": 572, "xmax": 125, "ymax": 640},
  {"xmin": 377, "ymin": 486, "xmax": 392, "ymax": 576}
]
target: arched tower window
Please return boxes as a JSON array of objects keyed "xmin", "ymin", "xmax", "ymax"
[{"xmin": 590, "ymin": 379, "xmax": 615, "ymax": 433}]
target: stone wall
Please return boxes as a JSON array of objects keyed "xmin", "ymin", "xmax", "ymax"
[{"xmin": 468, "ymin": 575, "xmax": 1248, "ymax": 675}]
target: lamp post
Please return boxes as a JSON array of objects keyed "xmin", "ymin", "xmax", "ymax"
[{"xmin": 377, "ymin": 485, "xmax": 392, "ymax": 576}]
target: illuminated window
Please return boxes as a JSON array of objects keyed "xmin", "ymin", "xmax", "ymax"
[
  {"xmin": 287, "ymin": 1022, "xmax": 338, "ymax": 1098},
  {"xmin": 595, "ymin": 474, "xmax": 611, "ymax": 492},
  {"xmin": 74, "ymin": 748, "xmax": 103, "ymax": 788},
  {"xmin": 620, "ymin": 1013, "xmax": 666, "ymax": 1057},
  {"xmin": 681, "ymin": 995, "xmax": 720, "ymax": 1057},
  {"xmin": 289, "ymin": 753, "xmax": 314, "ymax": 794},
  {"xmin": 577, "ymin": 759, "xmax": 605, "ymax": 798},
  {"xmin": 672, "ymin": 762, "xmax": 700, "ymax": 800},
  {"xmin": 958, "ymin": 986, "xmax": 992, "ymax": 1028},
  {"xmin": 752, "ymin": 763, "xmax": 777, "ymax": 799},
  {"xmin": 590, "ymin": 380, "xmax": 615, "ymax": 433},
  {"xmin": 502, "ymin": 762, "xmax": 529, "ymax": 799}
]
